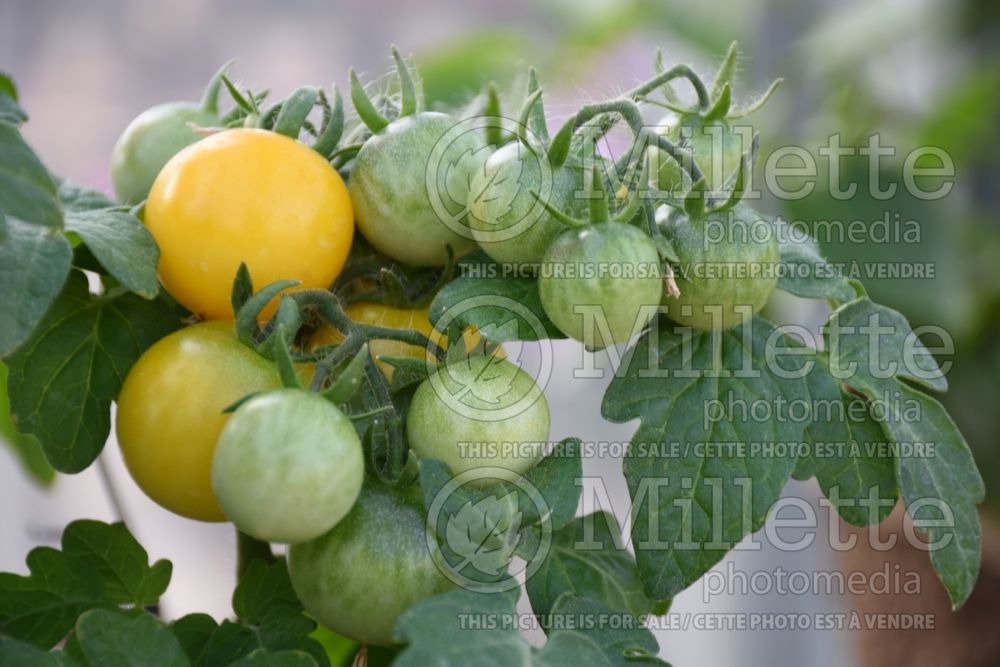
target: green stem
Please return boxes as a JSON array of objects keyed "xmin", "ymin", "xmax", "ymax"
[
  {"xmin": 644, "ymin": 129, "xmax": 704, "ymax": 186},
  {"xmin": 625, "ymin": 64, "xmax": 710, "ymax": 110}
]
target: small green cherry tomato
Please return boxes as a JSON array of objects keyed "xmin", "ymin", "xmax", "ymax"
[
  {"xmin": 287, "ymin": 483, "xmax": 455, "ymax": 646},
  {"xmin": 539, "ymin": 223, "xmax": 663, "ymax": 348},
  {"xmin": 651, "ymin": 116, "xmax": 746, "ymax": 194},
  {"xmin": 468, "ymin": 142, "xmax": 587, "ymax": 267},
  {"xmin": 661, "ymin": 205, "xmax": 779, "ymax": 331},
  {"xmin": 349, "ymin": 112, "xmax": 480, "ymax": 267},
  {"xmin": 212, "ymin": 388, "xmax": 364, "ymax": 544},
  {"xmin": 407, "ymin": 354, "xmax": 550, "ymax": 480},
  {"xmin": 111, "ymin": 102, "xmax": 220, "ymax": 205}
]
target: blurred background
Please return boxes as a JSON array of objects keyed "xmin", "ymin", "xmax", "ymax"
[{"xmin": 2, "ymin": 0, "xmax": 998, "ymax": 665}]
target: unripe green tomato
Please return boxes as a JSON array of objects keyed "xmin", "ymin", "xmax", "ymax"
[
  {"xmin": 211, "ymin": 388, "xmax": 363, "ymax": 544},
  {"xmin": 111, "ymin": 102, "xmax": 219, "ymax": 204},
  {"xmin": 538, "ymin": 223, "xmax": 663, "ymax": 348},
  {"xmin": 650, "ymin": 116, "xmax": 746, "ymax": 194},
  {"xmin": 407, "ymin": 355, "xmax": 550, "ymax": 480},
  {"xmin": 661, "ymin": 205, "xmax": 779, "ymax": 331},
  {"xmin": 349, "ymin": 112, "xmax": 479, "ymax": 266},
  {"xmin": 287, "ymin": 483, "xmax": 455, "ymax": 646},
  {"xmin": 468, "ymin": 141, "xmax": 586, "ymax": 267}
]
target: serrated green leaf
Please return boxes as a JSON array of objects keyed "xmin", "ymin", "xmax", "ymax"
[
  {"xmin": 429, "ymin": 252, "xmax": 564, "ymax": 342},
  {"xmin": 232, "ymin": 560, "xmax": 301, "ymax": 624},
  {"xmin": 0, "ymin": 361, "xmax": 54, "ymax": 485},
  {"xmin": 0, "ymin": 520, "xmax": 171, "ymax": 649},
  {"xmin": 57, "ymin": 181, "xmax": 116, "ymax": 213},
  {"xmin": 0, "ymin": 121, "xmax": 62, "ymax": 228},
  {"xmin": 393, "ymin": 588, "xmax": 666, "ymax": 666},
  {"xmin": 602, "ymin": 317, "xmax": 808, "ymax": 600},
  {"xmin": 826, "ymin": 297, "xmax": 947, "ymax": 393},
  {"xmin": 75, "ymin": 609, "xmax": 188, "ymax": 667},
  {"xmin": 170, "ymin": 617, "xmax": 258, "ymax": 667},
  {"xmin": 64, "ymin": 208, "xmax": 160, "ymax": 298},
  {"xmin": 230, "ymin": 560, "xmax": 327, "ymax": 664},
  {"xmin": 793, "ymin": 356, "xmax": 898, "ymax": 526},
  {"xmin": 0, "ymin": 216, "xmax": 73, "ymax": 357},
  {"xmin": 61, "ymin": 520, "xmax": 172, "ymax": 607},
  {"xmin": 527, "ymin": 512, "xmax": 655, "ymax": 630},
  {"xmin": 881, "ymin": 383, "xmax": 983, "ymax": 609},
  {"xmin": 771, "ymin": 216, "xmax": 854, "ymax": 303},
  {"xmin": 520, "ymin": 438, "xmax": 583, "ymax": 531},
  {"xmin": 6, "ymin": 272, "xmax": 182, "ymax": 472},
  {"xmin": 826, "ymin": 298, "xmax": 982, "ymax": 607},
  {"xmin": 169, "ymin": 613, "xmax": 222, "ymax": 664}
]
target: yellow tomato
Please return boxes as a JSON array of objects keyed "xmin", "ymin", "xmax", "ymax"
[
  {"xmin": 145, "ymin": 128, "xmax": 354, "ymax": 320},
  {"xmin": 115, "ymin": 321, "xmax": 280, "ymax": 521},
  {"xmin": 308, "ymin": 303, "xmax": 494, "ymax": 380}
]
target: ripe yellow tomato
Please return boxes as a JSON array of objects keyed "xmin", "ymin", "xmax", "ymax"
[
  {"xmin": 116, "ymin": 321, "xmax": 280, "ymax": 521},
  {"xmin": 145, "ymin": 128, "xmax": 354, "ymax": 320},
  {"xmin": 308, "ymin": 303, "xmax": 494, "ymax": 380}
]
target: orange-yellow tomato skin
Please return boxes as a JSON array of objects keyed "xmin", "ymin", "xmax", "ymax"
[
  {"xmin": 145, "ymin": 128, "xmax": 354, "ymax": 320},
  {"xmin": 116, "ymin": 321, "xmax": 280, "ymax": 521}
]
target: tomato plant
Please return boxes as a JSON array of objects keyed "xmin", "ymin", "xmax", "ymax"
[
  {"xmin": 212, "ymin": 388, "xmax": 364, "ymax": 544},
  {"xmin": 116, "ymin": 321, "xmax": 280, "ymax": 522},
  {"xmin": 348, "ymin": 48, "xmax": 479, "ymax": 266},
  {"xmin": 145, "ymin": 127, "xmax": 354, "ymax": 319},
  {"xmin": 0, "ymin": 41, "xmax": 986, "ymax": 667},
  {"xmin": 287, "ymin": 483, "xmax": 455, "ymax": 646},
  {"xmin": 407, "ymin": 354, "xmax": 550, "ymax": 479}
]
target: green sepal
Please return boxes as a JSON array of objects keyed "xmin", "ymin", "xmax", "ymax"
[
  {"xmin": 349, "ymin": 68, "xmax": 389, "ymax": 133},
  {"xmin": 273, "ymin": 86, "xmax": 318, "ymax": 138}
]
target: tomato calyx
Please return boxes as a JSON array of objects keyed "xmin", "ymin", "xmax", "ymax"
[{"xmin": 349, "ymin": 45, "xmax": 420, "ymax": 134}]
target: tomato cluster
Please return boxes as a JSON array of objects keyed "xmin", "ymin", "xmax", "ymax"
[{"xmin": 109, "ymin": 46, "xmax": 780, "ymax": 647}]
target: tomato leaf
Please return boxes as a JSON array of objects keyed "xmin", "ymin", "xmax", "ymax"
[
  {"xmin": 601, "ymin": 316, "xmax": 809, "ymax": 600},
  {"xmin": 75, "ymin": 609, "xmax": 188, "ymax": 667},
  {"xmin": 64, "ymin": 208, "xmax": 160, "ymax": 299},
  {"xmin": 5, "ymin": 272, "xmax": 183, "ymax": 472},
  {"xmin": 393, "ymin": 587, "xmax": 667, "ymax": 666},
  {"xmin": 771, "ymin": 215, "xmax": 854, "ymax": 303},
  {"xmin": 0, "ymin": 121, "xmax": 62, "ymax": 230},
  {"xmin": 168, "ymin": 560, "xmax": 328, "ymax": 666},
  {"xmin": 227, "ymin": 650, "xmax": 319, "ymax": 666},
  {"xmin": 429, "ymin": 251, "xmax": 564, "ymax": 342},
  {"xmin": 0, "ymin": 520, "xmax": 171, "ymax": 649},
  {"xmin": 0, "ymin": 638, "xmax": 74, "ymax": 665},
  {"xmin": 0, "ymin": 82, "xmax": 27, "ymax": 126},
  {"xmin": 792, "ymin": 355, "xmax": 898, "ymax": 526},
  {"xmin": 826, "ymin": 298, "xmax": 983, "ymax": 608},
  {"xmin": 519, "ymin": 437, "xmax": 582, "ymax": 531},
  {"xmin": 525, "ymin": 512, "xmax": 659, "ymax": 630},
  {"xmin": 0, "ymin": 216, "xmax": 72, "ymax": 357},
  {"xmin": 0, "ymin": 361, "xmax": 54, "ymax": 485},
  {"xmin": 57, "ymin": 180, "xmax": 116, "ymax": 212}
]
